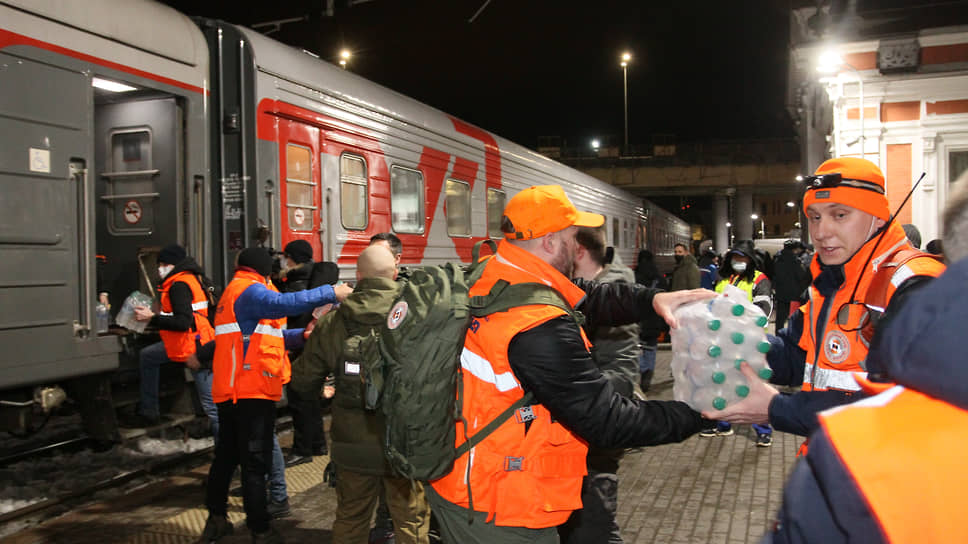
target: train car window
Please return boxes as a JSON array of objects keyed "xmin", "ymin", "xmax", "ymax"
[
  {"xmin": 486, "ymin": 188, "xmax": 506, "ymax": 238},
  {"xmin": 612, "ymin": 218, "xmax": 619, "ymax": 248},
  {"xmin": 106, "ymin": 129, "xmax": 154, "ymax": 234},
  {"xmin": 340, "ymin": 153, "xmax": 368, "ymax": 230},
  {"xmin": 445, "ymin": 179, "xmax": 471, "ymax": 237},
  {"xmin": 286, "ymin": 144, "xmax": 315, "ymax": 232},
  {"xmin": 390, "ymin": 165, "xmax": 424, "ymax": 234}
]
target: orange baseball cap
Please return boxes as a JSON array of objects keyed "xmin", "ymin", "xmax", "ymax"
[{"xmin": 502, "ymin": 185, "xmax": 604, "ymax": 240}]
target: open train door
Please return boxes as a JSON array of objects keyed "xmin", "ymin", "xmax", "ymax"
[{"xmin": 94, "ymin": 97, "xmax": 185, "ymax": 320}]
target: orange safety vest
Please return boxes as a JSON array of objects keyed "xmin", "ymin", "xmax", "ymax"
[
  {"xmin": 798, "ymin": 222, "xmax": 944, "ymax": 393},
  {"xmin": 158, "ymin": 271, "xmax": 215, "ymax": 362},
  {"xmin": 430, "ymin": 240, "xmax": 590, "ymax": 529},
  {"xmin": 819, "ymin": 383, "xmax": 967, "ymax": 542},
  {"xmin": 212, "ymin": 269, "xmax": 291, "ymax": 404}
]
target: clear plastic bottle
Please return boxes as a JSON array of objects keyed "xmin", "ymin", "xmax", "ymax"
[{"xmin": 95, "ymin": 293, "xmax": 110, "ymax": 334}]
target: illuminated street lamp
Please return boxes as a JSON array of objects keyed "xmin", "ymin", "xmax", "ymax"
[
  {"xmin": 620, "ymin": 51, "xmax": 631, "ymax": 155},
  {"xmin": 591, "ymin": 139, "xmax": 601, "ymax": 152},
  {"xmin": 339, "ymin": 49, "xmax": 351, "ymax": 69},
  {"xmin": 818, "ymin": 50, "xmax": 864, "ymax": 158},
  {"xmin": 751, "ymin": 213, "xmax": 765, "ymax": 239}
]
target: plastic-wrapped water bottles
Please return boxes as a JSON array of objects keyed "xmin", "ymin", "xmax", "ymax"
[
  {"xmin": 115, "ymin": 291, "xmax": 153, "ymax": 333},
  {"xmin": 670, "ymin": 284, "xmax": 772, "ymax": 412}
]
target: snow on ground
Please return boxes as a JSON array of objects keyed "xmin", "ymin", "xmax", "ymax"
[{"xmin": 0, "ymin": 435, "xmax": 213, "ymax": 516}]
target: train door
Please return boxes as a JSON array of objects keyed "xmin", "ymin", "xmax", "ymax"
[
  {"xmin": 0, "ymin": 48, "xmax": 120, "ymax": 400},
  {"xmin": 94, "ymin": 96, "xmax": 184, "ymax": 316},
  {"xmin": 276, "ymin": 119, "xmax": 322, "ymax": 258}
]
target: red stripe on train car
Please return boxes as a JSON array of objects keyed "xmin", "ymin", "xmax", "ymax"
[{"xmin": 0, "ymin": 29, "xmax": 207, "ymax": 95}]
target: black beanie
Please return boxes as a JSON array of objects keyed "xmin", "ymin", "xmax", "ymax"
[
  {"xmin": 284, "ymin": 239, "xmax": 314, "ymax": 264},
  {"xmin": 158, "ymin": 244, "xmax": 187, "ymax": 265},
  {"xmin": 238, "ymin": 247, "xmax": 274, "ymax": 276}
]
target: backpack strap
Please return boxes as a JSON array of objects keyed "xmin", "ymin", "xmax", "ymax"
[
  {"xmin": 469, "ymin": 280, "xmax": 584, "ymax": 327},
  {"xmin": 454, "ymin": 390, "xmax": 534, "ymax": 459}
]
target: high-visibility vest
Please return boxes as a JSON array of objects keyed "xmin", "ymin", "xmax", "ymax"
[
  {"xmin": 819, "ymin": 384, "xmax": 967, "ymax": 542},
  {"xmin": 798, "ymin": 223, "xmax": 944, "ymax": 392},
  {"xmin": 430, "ymin": 240, "xmax": 590, "ymax": 529},
  {"xmin": 714, "ymin": 270, "xmax": 769, "ymax": 310},
  {"xmin": 158, "ymin": 271, "xmax": 215, "ymax": 362},
  {"xmin": 212, "ymin": 269, "xmax": 290, "ymax": 403}
]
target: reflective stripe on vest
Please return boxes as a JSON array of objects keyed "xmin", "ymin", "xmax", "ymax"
[
  {"xmin": 802, "ymin": 364, "xmax": 865, "ymax": 392},
  {"xmin": 460, "ymin": 347, "xmax": 521, "ymax": 393}
]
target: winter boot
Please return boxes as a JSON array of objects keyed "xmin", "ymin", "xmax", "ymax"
[
  {"xmin": 640, "ymin": 369, "xmax": 654, "ymax": 393},
  {"xmin": 196, "ymin": 514, "xmax": 233, "ymax": 543}
]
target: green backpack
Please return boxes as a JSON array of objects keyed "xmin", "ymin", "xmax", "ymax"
[{"xmin": 360, "ymin": 240, "xmax": 581, "ymax": 482}]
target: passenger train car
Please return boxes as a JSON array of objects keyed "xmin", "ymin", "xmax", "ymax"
[{"xmin": 0, "ymin": 0, "xmax": 689, "ymax": 441}]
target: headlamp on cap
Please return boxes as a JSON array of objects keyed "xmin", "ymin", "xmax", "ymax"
[{"xmin": 802, "ymin": 173, "xmax": 885, "ymax": 195}]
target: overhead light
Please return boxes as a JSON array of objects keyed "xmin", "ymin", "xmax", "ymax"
[
  {"xmin": 786, "ymin": 201, "xmax": 796, "ymax": 207},
  {"xmin": 795, "ymin": 175, "xmax": 804, "ymax": 181},
  {"xmin": 92, "ymin": 77, "xmax": 136, "ymax": 92},
  {"xmin": 591, "ymin": 139, "xmax": 600, "ymax": 149}
]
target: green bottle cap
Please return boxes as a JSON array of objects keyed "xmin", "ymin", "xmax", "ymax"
[
  {"xmin": 758, "ymin": 367, "xmax": 774, "ymax": 380},
  {"xmin": 707, "ymin": 345, "xmax": 722, "ymax": 357},
  {"xmin": 707, "ymin": 319, "xmax": 722, "ymax": 331},
  {"xmin": 756, "ymin": 341, "xmax": 771, "ymax": 354},
  {"xmin": 712, "ymin": 397, "xmax": 727, "ymax": 410},
  {"xmin": 734, "ymin": 358, "xmax": 744, "ymax": 370},
  {"xmin": 735, "ymin": 385, "xmax": 750, "ymax": 397},
  {"xmin": 731, "ymin": 304, "xmax": 745, "ymax": 316},
  {"xmin": 755, "ymin": 316, "xmax": 768, "ymax": 328},
  {"xmin": 731, "ymin": 332, "xmax": 745, "ymax": 344},
  {"xmin": 712, "ymin": 371, "xmax": 726, "ymax": 384}
]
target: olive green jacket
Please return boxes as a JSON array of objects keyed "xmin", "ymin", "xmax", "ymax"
[{"xmin": 290, "ymin": 276, "xmax": 402, "ymax": 475}]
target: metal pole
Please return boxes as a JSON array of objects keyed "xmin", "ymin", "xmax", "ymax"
[{"xmin": 623, "ymin": 64, "xmax": 629, "ymax": 156}]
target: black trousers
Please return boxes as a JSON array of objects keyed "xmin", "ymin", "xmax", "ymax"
[
  {"xmin": 287, "ymin": 384, "xmax": 327, "ymax": 456},
  {"xmin": 559, "ymin": 452, "xmax": 624, "ymax": 544},
  {"xmin": 775, "ymin": 300, "xmax": 792, "ymax": 331},
  {"xmin": 205, "ymin": 399, "xmax": 276, "ymax": 534}
]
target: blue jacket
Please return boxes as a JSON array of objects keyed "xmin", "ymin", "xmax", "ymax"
[
  {"xmin": 764, "ymin": 256, "xmax": 968, "ymax": 543},
  {"xmin": 234, "ymin": 281, "xmax": 338, "ymax": 355}
]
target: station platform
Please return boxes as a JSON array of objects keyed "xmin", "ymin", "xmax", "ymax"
[{"xmin": 6, "ymin": 349, "xmax": 800, "ymax": 544}]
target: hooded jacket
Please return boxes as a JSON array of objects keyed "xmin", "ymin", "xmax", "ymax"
[
  {"xmin": 289, "ymin": 276, "xmax": 402, "ymax": 475},
  {"xmin": 586, "ymin": 253, "xmax": 641, "ymax": 399},
  {"xmin": 669, "ymin": 253, "xmax": 701, "ymax": 291},
  {"xmin": 764, "ymin": 257, "xmax": 968, "ymax": 544}
]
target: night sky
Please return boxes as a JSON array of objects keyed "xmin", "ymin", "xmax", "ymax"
[{"xmin": 160, "ymin": 0, "xmax": 795, "ymax": 150}]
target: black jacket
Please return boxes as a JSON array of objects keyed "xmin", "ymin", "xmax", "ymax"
[
  {"xmin": 149, "ymin": 257, "xmax": 206, "ymax": 332},
  {"xmin": 772, "ymin": 248, "xmax": 810, "ymax": 302},
  {"xmin": 507, "ymin": 280, "xmax": 704, "ymax": 450}
]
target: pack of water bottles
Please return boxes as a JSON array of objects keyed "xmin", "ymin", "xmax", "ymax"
[{"xmin": 670, "ymin": 284, "xmax": 773, "ymax": 412}]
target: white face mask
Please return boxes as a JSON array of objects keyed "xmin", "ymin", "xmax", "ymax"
[
  {"xmin": 158, "ymin": 265, "xmax": 174, "ymax": 279},
  {"xmin": 732, "ymin": 261, "xmax": 748, "ymax": 273}
]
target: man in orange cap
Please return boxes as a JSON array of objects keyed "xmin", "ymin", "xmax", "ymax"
[
  {"xmin": 427, "ymin": 185, "xmax": 715, "ymax": 543},
  {"xmin": 703, "ymin": 157, "xmax": 945, "ymax": 439}
]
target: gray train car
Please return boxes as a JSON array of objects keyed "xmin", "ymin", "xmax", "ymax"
[{"xmin": 0, "ymin": 0, "xmax": 660, "ymax": 442}]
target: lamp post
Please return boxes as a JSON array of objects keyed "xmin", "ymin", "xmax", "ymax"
[
  {"xmin": 339, "ymin": 49, "xmax": 351, "ymax": 69},
  {"xmin": 818, "ymin": 51, "xmax": 864, "ymax": 159},
  {"xmin": 620, "ymin": 51, "xmax": 631, "ymax": 156}
]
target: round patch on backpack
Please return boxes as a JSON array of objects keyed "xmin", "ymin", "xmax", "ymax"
[
  {"xmin": 387, "ymin": 300, "xmax": 409, "ymax": 329},
  {"xmin": 823, "ymin": 330, "xmax": 850, "ymax": 364}
]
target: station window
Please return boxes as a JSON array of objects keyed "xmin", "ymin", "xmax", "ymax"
[
  {"xmin": 445, "ymin": 179, "xmax": 471, "ymax": 237},
  {"xmin": 390, "ymin": 165, "xmax": 424, "ymax": 234},
  {"xmin": 340, "ymin": 154, "xmax": 368, "ymax": 230},
  {"xmin": 950, "ymin": 150, "xmax": 968, "ymax": 186},
  {"xmin": 286, "ymin": 144, "xmax": 315, "ymax": 232},
  {"xmin": 487, "ymin": 188, "xmax": 506, "ymax": 238}
]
